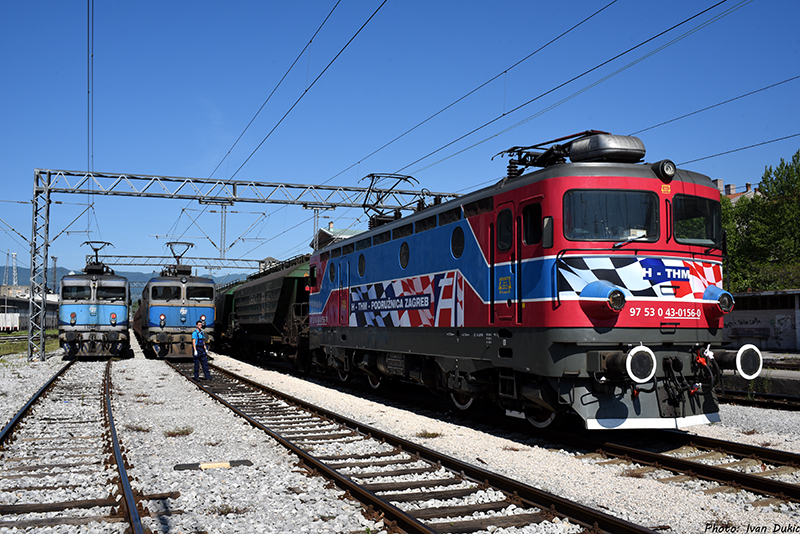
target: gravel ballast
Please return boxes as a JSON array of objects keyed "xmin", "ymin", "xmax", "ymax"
[
  {"xmin": 4, "ymin": 349, "xmax": 800, "ymax": 533},
  {"xmin": 210, "ymin": 353, "xmax": 800, "ymax": 533}
]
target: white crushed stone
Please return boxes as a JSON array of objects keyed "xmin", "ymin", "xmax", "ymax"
[{"xmin": 210, "ymin": 353, "xmax": 800, "ymax": 533}]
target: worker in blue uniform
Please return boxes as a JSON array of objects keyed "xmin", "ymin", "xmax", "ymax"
[{"xmin": 192, "ymin": 320, "xmax": 212, "ymax": 380}]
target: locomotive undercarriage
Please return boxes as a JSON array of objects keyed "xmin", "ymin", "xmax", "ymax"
[
  {"xmin": 311, "ymin": 326, "xmax": 761, "ymax": 429},
  {"xmin": 61, "ymin": 329, "xmax": 128, "ymax": 358}
]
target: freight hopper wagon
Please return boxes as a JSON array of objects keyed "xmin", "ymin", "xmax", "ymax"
[
  {"xmin": 133, "ymin": 265, "xmax": 215, "ymax": 358},
  {"xmin": 217, "ymin": 255, "xmax": 311, "ymax": 362},
  {"xmin": 59, "ymin": 261, "xmax": 130, "ymax": 358},
  {"xmin": 308, "ymin": 131, "xmax": 763, "ymax": 430}
]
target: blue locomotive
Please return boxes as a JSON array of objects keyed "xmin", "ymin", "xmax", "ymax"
[
  {"xmin": 134, "ymin": 264, "xmax": 215, "ymax": 358},
  {"xmin": 59, "ymin": 244, "xmax": 130, "ymax": 358}
]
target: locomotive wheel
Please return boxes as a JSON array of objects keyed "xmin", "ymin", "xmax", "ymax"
[
  {"xmin": 526, "ymin": 409, "xmax": 556, "ymax": 429},
  {"xmin": 449, "ymin": 392, "xmax": 474, "ymax": 411},
  {"xmin": 337, "ymin": 369, "xmax": 351, "ymax": 383},
  {"xmin": 367, "ymin": 374, "xmax": 382, "ymax": 390}
]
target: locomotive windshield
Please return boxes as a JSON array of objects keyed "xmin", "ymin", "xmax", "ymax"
[
  {"xmin": 62, "ymin": 285, "xmax": 91, "ymax": 300},
  {"xmin": 673, "ymin": 194, "xmax": 722, "ymax": 247},
  {"xmin": 97, "ymin": 285, "xmax": 126, "ymax": 301},
  {"xmin": 187, "ymin": 286, "xmax": 214, "ymax": 301},
  {"xmin": 151, "ymin": 285, "xmax": 181, "ymax": 302},
  {"xmin": 563, "ymin": 190, "xmax": 658, "ymax": 242}
]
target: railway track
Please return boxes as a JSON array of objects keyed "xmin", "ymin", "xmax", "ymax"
[
  {"xmin": 169, "ymin": 360, "xmax": 655, "ymax": 534},
  {"xmin": 0, "ymin": 360, "xmax": 174, "ymax": 531},
  {"xmin": 540, "ymin": 428, "xmax": 800, "ymax": 508},
  {"xmin": 717, "ymin": 389, "xmax": 800, "ymax": 411}
]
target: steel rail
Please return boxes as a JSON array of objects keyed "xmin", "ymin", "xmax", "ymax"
[
  {"xmin": 103, "ymin": 360, "xmax": 145, "ymax": 534},
  {"xmin": 167, "ymin": 362, "xmax": 438, "ymax": 534},
  {"xmin": 0, "ymin": 360, "xmax": 73, "ymax": 446},
  {"xmin": 548, "ymin": 430, "xmax": 800, "ymax": 502},
  {"xmin": 192, "ymin": 362, "xmax": 657, "ymax": 534},
  {"xmin": 657, "ymin": 429, "xmax": 800, "ymax": 466},
  {"xmin": 717, "ymin": 389, "xmax": 800, "ymax": 411}
]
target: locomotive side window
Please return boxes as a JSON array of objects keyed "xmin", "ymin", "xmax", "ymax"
[
  {"xmin": 356, "ymin": 237, "xmax": 371, "ymax": 251},
  {"xmin": 374, "ymin": 231, "xmax": 391, "ymax": 245},
  {"xmin": 331, "ymin": 247, "xmax": 341, "ymax": 259},
  {"xmin": 464, "ymin": 197, "xmax": 493, "ymax": 218},
  {"xmin": 415, "ymin": 215, "xmax": 436, "ymax": 233},
  {"xmin": 329, "ymin": 262, "xmax": 336, "ymax": 283},
  {"xmin": 522, "ymin": 203, "xmax": 542, "ymax": 245},
  {"xmin": 497, "ymin": 209, "xmax": 513, "ymax": 251},
  {"xmin": 393, "ymin": 223, "xmax": 413, "ymax": 240},
  {"xmin": 152, "ymin": 285, "xmax": 181, "ymax": 301},
  {"xmin": 673, "ymin": 194, "xmax": 721, "ymax": 247},
  {"xmin": 399, "ymin": 242, "xmax": 410, "ymax": 269},
  {"xmin": 358, "ymin": 254, "xmax": 366, "ymax": 277},
  {"xmin": 342, "ymin": 243, "xmax": 355, "ymax": 255},
  {"xmin": 62, "ymin": 285, "xmax": 91, "ymax": 300},
  {"xmin": 97, "ymin": 286, "xmax": 126, "ymax": 301},
  {"xmin": 451, "ymin": 226, "xmax": 465, "ymax": 258},
  {"xmin": 187, "ymin": 286, "xmax": 214, "ymax": 301},
  {"xmin": 563, "ymin": 190, "xmax": 659, "ymax": 242},
  {"xmin": 439, "ymin": 206, "xmax": 462, "ymax": 225}
]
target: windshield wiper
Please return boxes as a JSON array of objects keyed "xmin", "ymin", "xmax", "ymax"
[{"xmin": 613, "ymin": 234, "xmax": 652, "ymax": 248}]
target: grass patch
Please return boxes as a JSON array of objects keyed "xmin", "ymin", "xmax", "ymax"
[
  {"xmin": 743, "ymin": 428, "xmax": 760, "ymax": 436},
  {"xmin": 164, "ymin": 426, "xmax": 194, "ymax": 438},
  {"xmin": 0, "ymin": 337, "xmax": 60, "ymax": 357},
  {"xmin": 415, "ymin": 430, "xmax": 442, "ymax": 439},
  {"xmin": 124, "ymin": 423, "xmax": 151, "ymax": 433}
]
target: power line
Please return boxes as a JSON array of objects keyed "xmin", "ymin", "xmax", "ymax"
[
  {"xmin": 208, "ymin": 1, "xmax": 343, "ymax": 180},
  {"xmin": 679, "ymin": 133, "xmax": 800, "ymax": 165},
  {"xmin": 229, "ymin": 0, "xmax": 388, "ymax": 180},
  {"xmin": 630, "ymin": 74, "xmax": 800, "ymax": 136},
  {"xmin": 394, "ymin": 0, "xmax": 735, "ymax": 175},
  {"xmin": 319, "ymin": 0, "xmax": 620, "ymax": 188}
]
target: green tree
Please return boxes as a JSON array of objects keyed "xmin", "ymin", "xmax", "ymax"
[{"xmin": 725, "ymin": 148, "xmax": 800, "ymax": 291}]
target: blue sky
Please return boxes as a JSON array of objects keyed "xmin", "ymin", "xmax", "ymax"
[{"xmin": 1, "ymin": 0, "xmax": 798, "ymax": 276}]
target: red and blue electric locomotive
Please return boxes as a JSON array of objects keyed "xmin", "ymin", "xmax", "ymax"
[{"xmin": 306, "ymin": 131, "xmax": 762, "ymax": 430}]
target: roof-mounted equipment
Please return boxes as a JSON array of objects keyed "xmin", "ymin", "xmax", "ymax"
[{"xmin": 494, "ymin": 130, "xmax": 646, "ymax": 178}]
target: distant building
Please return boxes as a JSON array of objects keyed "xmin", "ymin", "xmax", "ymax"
[
  {"xmin": 724, "ymin": 290, "xmax": 800, "ymax": 352},
  {"xmin": 713, "ymin": 179, "xmax": 759, "ymax": 205}
]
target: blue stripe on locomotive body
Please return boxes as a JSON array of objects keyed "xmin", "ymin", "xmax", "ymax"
[
  {"xmin": 59, "ymin": 303, "xmax": 129, "ymax": 327},
  {"xmin": 147, "ymin": 304, "xmax": 215, "ymax": 329}
]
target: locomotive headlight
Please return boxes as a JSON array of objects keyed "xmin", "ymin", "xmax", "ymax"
[
  {"xmin": 159, "ymin": 314, "xmax": 166, "ymax": 328},
  {"xmin": 717, "ymin": 292, "xmax": 734, "ymax": 313},
  {"xmin": 580, "ymin": 280, "xmax": 627, "ymax": 319},
  {"xmin": 69, "ymin": 312, "xmax": 77, "ymax": 326},
  {"xmin": 608, "ymin": 289, "xmax": 626, "ymax": 311},
  {"xmin": 110, "ymin": 312, "xmax": 117, "ymax": 326},
  {"xmin": 703, "ymin": 286, "xmax": 734, "ymax": 319},
  {"xmin": 200, "ymin": 315, "xmax": 206, "ymax": 326}
]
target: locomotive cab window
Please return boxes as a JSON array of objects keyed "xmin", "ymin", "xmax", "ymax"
[
  {"xmin": 151, "ymin": 285, "xmax": 181, "ymax": 302},
  {"xmin": 673, "ymin": 194, "xmax": 722, "ymax": 247},
  {"xmin": 97, "ymin": 286, "xmax": 126, "ymax": 301},
  {"xmin": 563, "ymin": 190, "xmax": 659, "ymax": 242},
  {"xmin": 62, "ymin": 285, "xmax": 91, "ymax": 300},
  {"xmin": 497, "ymin": 209, "xmax": 513, "ymax": 251},
  {"xmin": 522, "ymin": 203, "xmax": 542, "ymax": 245},
  {"xmin": 187, "ymin": 286, "xmax": 214, "ymax": 301}
]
